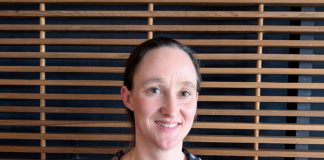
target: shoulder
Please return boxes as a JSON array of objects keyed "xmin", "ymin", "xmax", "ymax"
[
  {"xmin": 111, "ymin": 149, "xmax": 128, "ymax": 160},
  {"xmin": 183, "ymin": 148, "xmax": 202, "ymax": 160}
]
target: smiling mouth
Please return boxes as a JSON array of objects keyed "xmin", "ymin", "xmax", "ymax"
[{"xmin": 155, "ymin": 121, "xmax": 180, "ymax": 128}]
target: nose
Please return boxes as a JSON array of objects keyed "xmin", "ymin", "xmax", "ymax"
[{"xmin": 161, "ymin": 94, "xmax": 179, "ymax": 117}]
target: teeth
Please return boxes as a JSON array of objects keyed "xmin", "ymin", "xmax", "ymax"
[{"xmin": 158, "ymin": 123, "xmax": 178, "ymax": 128}]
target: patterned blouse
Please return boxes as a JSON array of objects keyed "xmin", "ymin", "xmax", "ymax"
[{"xmin": 112, "ymin": 148, "xmax": 201, "ymax": 160}]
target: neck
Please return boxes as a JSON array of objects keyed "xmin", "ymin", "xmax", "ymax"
[{"xmin": 125, "ymin": 134, "xmax": 184, "ymax": 160}]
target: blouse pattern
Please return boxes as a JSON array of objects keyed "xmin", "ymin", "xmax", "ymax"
[{"xmin": 112, "ymin": 148, "xmax": 202, "ymax": 160}]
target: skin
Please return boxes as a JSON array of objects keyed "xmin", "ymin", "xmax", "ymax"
[{"xmin": 121, "ymin": 46, "xmax": 198, "ymax": 160}]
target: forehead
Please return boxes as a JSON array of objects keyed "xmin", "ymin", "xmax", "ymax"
[
  {"xmin": 132, "ymin": 46, "xmax": 197, "ymax": 84},
  {"xmin": 140, "ymin": 46, "xmax": 194, "ymax": 69},
  {"xmin": 145, "ymin": 46, "xmax": 187, "ymax": 58}
]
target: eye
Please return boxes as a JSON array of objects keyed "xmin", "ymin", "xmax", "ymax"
[
  {"xmin": 180, "ymin": 90, "xmax": 191, "ymax": 97},
  {"xmin": 149, "ymin": 87, "xmax": 162, "ymax": 95}
]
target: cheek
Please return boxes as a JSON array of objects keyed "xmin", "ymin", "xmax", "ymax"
[
  {"xmin": 181, "ymin": 100, "xmax": 197, "ymax": 120},
  {"xmin": 133, "ymin": 95, "xmax": 160, "ymax": 117}
]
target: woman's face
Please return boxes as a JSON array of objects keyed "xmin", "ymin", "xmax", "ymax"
[{"xmin": 121, "ymin": 46, "xmax": 198, "ymax": 150}]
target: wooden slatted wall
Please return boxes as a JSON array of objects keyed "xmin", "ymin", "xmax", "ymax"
[{"xmin": 1, "ymin": 0, "xmax": 324, "ymax": 159}]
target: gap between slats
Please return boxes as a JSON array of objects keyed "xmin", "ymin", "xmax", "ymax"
[
  {"xmin": 1, "ymin": 133, "xmax": 324, "ymax": 145},
  {"xmin": 0, "ymin": 94, "xmax": 324, "ymax": 103},
  {"xmin": 2, "ymin": 53, "xmax": 324, "ymax": 62},
  {"xmin": 3, "ymin": 25, "xmax": 324, "ymax": 34},
  {"xmin": 2, "ymin": 107, "xmax": 324, "ymax": 117}
]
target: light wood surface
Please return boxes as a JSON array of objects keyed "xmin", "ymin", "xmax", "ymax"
[{"xmin": 1, "ymin": 0, "xmax": 324, "ymax": 159}]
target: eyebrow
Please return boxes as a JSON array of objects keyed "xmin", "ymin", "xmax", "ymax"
[
  {"xmin": 181, "ymin": 81, "xmax": 196, "ymax": 89},
  {"xmin": 142, "ymin": 78, "xmax": 162, "ymax": 87},
  {"xmin": 142, "ymin": 78, "xmax": 196, "ymax": 89}
]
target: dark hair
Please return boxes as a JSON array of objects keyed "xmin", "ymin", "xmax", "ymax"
[{"xmin": 123, "ymin": 37, "xmax": 201, "ymax": 146}]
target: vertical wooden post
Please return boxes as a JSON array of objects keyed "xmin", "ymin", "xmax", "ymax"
[
  {"xmin": 295, "ymin": 6, "xmax": 314, "ymax": 160},
  {"xmin": 254, "ymin": 3, "xmax": 264, "ymax": 160},
  {"xmin": 39, "ymin": 3, "xmax": 46, "ymax": 160},
  {"xmin": 148, "ymin": 3, "xmax": 154, "ymax": 39}
]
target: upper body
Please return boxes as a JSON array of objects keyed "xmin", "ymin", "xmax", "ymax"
[
  {"xmin": 112, "ymin": 148, "xmax": 201, "ymax": 160},
  {"xmin": 118, "ymin": 37, "xmax": 201, "ymax": 160}
]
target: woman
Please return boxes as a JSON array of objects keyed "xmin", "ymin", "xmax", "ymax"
[{"xmin": 113, "ymin": 37, "xmax": 201, "ymax": 160}]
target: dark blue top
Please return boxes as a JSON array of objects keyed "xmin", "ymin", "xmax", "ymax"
[{"xmin": 112, "ymin": 148, "xmax": 202, "ymax": 160}]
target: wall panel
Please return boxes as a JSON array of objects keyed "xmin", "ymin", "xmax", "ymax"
[{"xmin": 0, "ymin": 0, "xmax": 324, "ymax": 159}]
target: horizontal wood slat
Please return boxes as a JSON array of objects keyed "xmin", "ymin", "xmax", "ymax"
[
  {"xmin": 0, "ymin": 79, "xmax": 123, "ymax": 86},
  {"xmin": 197, "ymin": 109, "xmax": 324, "ymax": 117},
  {"xmin": 0, "ymin": 66, "xmax": 124, "ymax": 73},
  {"xmin": 0, "ymin": 133, "xmax": 131, "ymax": 141},
  {"xmin": 0, "ymin": 52, "xmax": 130, "ymax": 59},
  {"xmin": 0, "ymin": 146, "xmax": 120, "ymax": 154},
  {"xmin": 3, "ymin": 39, "xmax": 324, "ymax": 47},
  {"xmin": 0, "ymin": 0, "xmax": 323, "ymax": 6},
  {"xmin": 0, "ymin": 93, "xmax": 121, "ymax": 100},
  {"xmin": 186, "ymin": 135, "xmax": 324, "ymax": 144},
  {"xmin": 201, "ymin": 82, "xmax": 324, "ymax": 89},
  {"xmin": 190, "ymin": 148, "xmax": 324, "ymax": 158},
  {"xmin": 0, "ymin": 38, "xmax": 144, "ymax": 45},
  {"xmin": 200, "ymin": 68, "xmax": 324, "ymax": 75},
  {"xmin": 0, "ymin": 120, "xmax": 130, "ymax": 128},
  {"xmin": 1, "ymin": 120, "xmax": 324, "ymax": 131},
  {"xmin": 1, "ymin": 79, "xmax": 324, "ymax": 89},
  {"xmin": 1, "ymin": 94, "xmax": 324, "ymax": 103},
  {"xmin": 193, "ymin": 122, "xmax": 324, "ymax": 131},
  {"xmin": 2, "ymin": 106, "xmax": 324, "ymax": 118},
  {"xmin": 0, "ymin": 106, "xmax": 126, "ymax": 114},
  {"xmin": 199, "ymin": 95, "xmax": 324, "ymax": 103},
  {"xmin": 2, "ymin": 106, "xmax": 324, "ymax": 117},
  {"xmin": 197, "ymin": 54, "xmax": 324, "ymax": 61},
  {"xmin": 1, "ymin": 67, "xmax": 324, "ymax": 75},
  {"xmin": 1, "ymin": 11, "xmax": 324, "ymax": 20}
]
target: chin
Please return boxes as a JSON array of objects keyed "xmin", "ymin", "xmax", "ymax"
[
  {"xmin": 157, "ymin": 144, "xmax": 177, "ymax": 150},
  {"xmin": 155, "ymin": 138, "xmax": 182, "ymax": 150}
]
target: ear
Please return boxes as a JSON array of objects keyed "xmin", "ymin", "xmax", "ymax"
[{"xmin": 121, "ymin": 86, "xmax": 134, "ymax": 111}]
